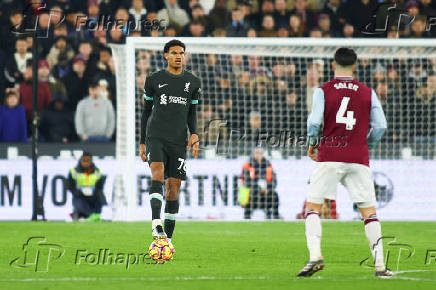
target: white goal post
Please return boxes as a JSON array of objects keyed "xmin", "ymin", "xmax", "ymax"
[{"xmin": 110, "ymin": 37, "xmax": 436, "ymax": 221}]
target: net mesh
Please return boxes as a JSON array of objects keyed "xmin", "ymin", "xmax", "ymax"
[{"xmin": 134, "ymin": 45, "xmax": 436, "ymax": 160}]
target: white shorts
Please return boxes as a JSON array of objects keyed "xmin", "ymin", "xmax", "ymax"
[{"xmin": 307, "ymin": 162, "xmax": 376, "ymax": 208}]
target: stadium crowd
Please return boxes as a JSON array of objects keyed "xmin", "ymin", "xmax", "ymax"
[{"xmin": 0, "ymin": 0, "xmax": 435, "ymax": 153}]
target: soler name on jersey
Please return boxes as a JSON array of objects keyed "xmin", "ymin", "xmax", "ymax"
[{"xmin": 334, "ymin": 82, "xmax": 359, "ymax": 91}]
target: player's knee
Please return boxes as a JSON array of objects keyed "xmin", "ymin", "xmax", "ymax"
[
  {"xmin": 358, "ymin": 205, "xmax": 377, "ymax": 220},
  {"xmin": 166, "ymin": 179, "xmax": 181, "ymax": 200},
  {"xmin": 150, "ymin": 164, "xmax": 164, "ymax": 181},
  {"xmin": 306, "ymin": 202, "xmax": 322, "ymax": 213}
]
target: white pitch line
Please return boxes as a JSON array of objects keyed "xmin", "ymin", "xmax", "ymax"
[
  {"xmin": 392, "ymin": 276, "xmax": 436, "ymax": 282},
  {"xmin": 394, "ymin": 269, "xmax": 436, "ymax": 274},
  {"xmin": 0, "ymin": 276, "xmax": 270, "ymax": 283}
]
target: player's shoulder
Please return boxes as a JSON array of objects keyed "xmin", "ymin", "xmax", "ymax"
[
  {"xmin": 183, "ymin": 70, "xmax": 201, "ymax": 84},
  {"xmin": 147, "ymin": 70, "xmax": 165, "ymax": 81},
  {"xmin": 319, "ymin": 79, "xmax": 372, "ymax": 91}
]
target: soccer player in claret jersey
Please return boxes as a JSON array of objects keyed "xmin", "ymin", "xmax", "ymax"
[
  {"xmin": 297, "ymin": 48, "xmax": 392, "ymax": 278},
  {"xmin": 139, "ymin": 39, "xmax": 200, "ymax": 246}
]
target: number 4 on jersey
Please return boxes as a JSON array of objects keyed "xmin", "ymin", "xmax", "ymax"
[{"xmin": 336, "ymin": 97, "xmax": 356, "ymax": 130}]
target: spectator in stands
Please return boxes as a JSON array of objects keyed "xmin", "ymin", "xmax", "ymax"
[
  {"xmin": 419, "ymin": 0, "xmax": 436, "ymax": 16},
  {"xmin": 87, "ymin": 0, "xmax": 100, "ymax": 21},
  {"xmin": 290, "ymin": 0, "xmax": 316, "ymax": 32},
  {"xmin": 46, "ymin": 36, "xmax": 75, "ymax": 68},
  {"xmin": 208, "ymin": 0, "xmax": 231, "ymax": 30},
  {"xmin": 67, "ymin": 152, "xmax": 107, "ymax": 222},
  {"xmin": 157, "ymin": 0, "xmax": 190, "ymax": 32},
  {"xmin": 0, "ymin": 90, "xmax": 27, "ymax": 142},
  {"xmin": 277, "ymin": 26, "xmax": 290, "ymax": 37},
  {"xmin": 406, "ymin": 0, "xmax": 420, "ymax": 17},
  {"xmin": 248, "ymin": 55, "xmax": 271, "ymax": 78},
  {"xmin": 288, "ymin": 14, "xmax": 305, "ymax": 37},
  {"xmin": 38, "ymin": 59, "xmax": 67, "ymax": 99},
  {"xmin": 274, "ymin": 0, "xmax": 291, "ymax": 29},
  {"xmin": 282, "ymin": 89, "xmax": 306, "ymax": 138},
  {"xmin": 129, "ymin": 0, "xmax": 148, "ymax": 32},
  {"xmin": 4, "ymin": 37, "xmax": 32, "ymax": 87},
  {"xmin": 318, "ymin": 14, "xmax": 337, "ymax": 37},
  {"xmin": 342, "ymin": 23, "xmax": 355, "ymax": 38},
  {"xmin": 252, "ymin": 0, "xmax": 275, "ymax": 30},
  {"xmin": 53, "ymin": 23, "xmax": 69, "ymax": 38},
  {"xmin": 75, "ymin": 81, "xmax": 115, "ymax": 142},
  {"xmin": 309, "ymin": 28, "xmax": 323, "ymax": 38},
  {"xmin": 230, "ymin": 54, "xmax": 244, "ymax": 75},
  {"xmin": 259, "ymin": 14, "xmax": 277, "ymax": 37},
  {"xmin": 96, "ymin": 47, "xmax": 116, "ymax": 97},
  {"xmin": 183, "ymin": 19, "xmax": 206, "ymax": 36},
  {"xmin": 197, "ymin": 104, "xmax": 226, "ymax": 147},
  {"xmin": 409, "ymin": 72, "xmax": 436, "ymax": 142},
  {"xmin": 39, "ymin": 91, "xmax": 75, "ymax": 143},
  {"xmin": 343, "ymin": 0, "xmax": 377, "ymax": 36},
  {"xmin": 19, "ymin": 61, "xmax": 52, "ymax": 120},
  {"xmin": 226, "ymin": 8, "xmax": 251, "ymax": 37},
  {"xmin": 62, "ymin": 54, "xmax": 89, "ymax": 110},
  {"xmin": 246, "ymin": 110, "xmax": 262, "ymax": 146},
  {"xmin": 240, "ymin": 147, "xmax": 280, "ymax": 219},
  {"xmin": 164, "ymin": 25, "xmax": 178, "ymax": 37},
  {"xmin": 184, "ymin": 4, "xmax": 211, "ymax": 34},
  {"xmin": 236, "ymin": 71, "xmax": 251, "ymax": 92},
  {"xmin": 38, "ymin": 13, "xmax": 54, "ymax": 57},
  {"xmin": 237, "ymin": 0, "xmax": 256, "ymax": 29},
  {"xmin": 409, "ymin": 62, "xmax": 428, "ymax": 87},
  {"xmin": 410, "ymin": 16, "xmax": 432, "ymax": 38},
  {"xmin": 216, "ymin": 72, "xmax": 234, "ymax": 121},
  {"xmin": 321, "ymin": 0, "xmax": 346, "ymax": 33},
  {"xmin": 247, "ymin": 28, "xmax": 257, "ymax": 37},
  {"xmin": 0, "ymin": 10, "xmax": 22, "ymax": 56}
]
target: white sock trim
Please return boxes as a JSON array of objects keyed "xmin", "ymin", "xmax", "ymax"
[
  {"xmin": 152, "ymin": 219, "xmax": 162, "ymax": 229},
  {"xmin": 150, "ymin": 193, "xmax": 163, "ymax": 201}
]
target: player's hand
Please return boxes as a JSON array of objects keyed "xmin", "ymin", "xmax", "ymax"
[
  {"xmin": 188, "ymin": 134, "xmax": 199, "ymax": 158},
  {"xmin": 139, "ymin": 143, "xmax": 147, "ymax": 162},
  {"xmin": 308, "ymin": 145, "xmax": 318, "ymax": 161}
]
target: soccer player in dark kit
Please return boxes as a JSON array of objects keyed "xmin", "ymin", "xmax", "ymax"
[{"xmin": 139, "ymin": 39, "xmax": 201, "ymax": 245}]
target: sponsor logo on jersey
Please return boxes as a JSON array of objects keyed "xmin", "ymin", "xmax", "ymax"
[
  {"xmin": 158, "ymin": 83, "xmax": 168, "ymax": 88},
  {"xmin": 160, "ymin": 94, "xmax": 167, "ymax": 105},
  {"xmin": 184, "ymin": 82, "xmax": 190, "ymax": 92},
  {"xmin": 159, "ymin": 94, "xmax": 187, "ymax": 105}
]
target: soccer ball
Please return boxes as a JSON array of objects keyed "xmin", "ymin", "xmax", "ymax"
[{"xmin": 148, "ymin": 239, "xmax": 175, "ymax": 261}]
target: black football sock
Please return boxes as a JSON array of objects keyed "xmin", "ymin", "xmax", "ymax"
[
  {"xmin": 164, "ymin": 200, "xmax": 179, "ymax": 239},
  {"xmin": 149, "ymin": 180, "xmax": 163, "ymax": 224}
]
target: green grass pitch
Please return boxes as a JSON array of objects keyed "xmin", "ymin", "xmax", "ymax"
[{"xmin": 1, "ymin": 221, "xmax": 435, "ymax": 290}]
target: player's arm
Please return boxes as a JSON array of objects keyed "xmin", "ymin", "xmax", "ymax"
[
  {"xmin": 187, "ymin": 83, "xmax": 201, "ymax": 158},
  {"xmin": 307, "ymin": 88, "xmax": 325, "ymax": 161},
  {"xmin": 367, "ymin": 89, "xmax": 387, "ymax": 149},
  {"xmin": 139, "ymin": 76, "xmax": 154, "ymax": 162}
]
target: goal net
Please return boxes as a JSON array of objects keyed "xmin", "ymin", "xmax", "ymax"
[{"xmin": 110, "ymin": 37, "xmax": 436, "ymax": 221}]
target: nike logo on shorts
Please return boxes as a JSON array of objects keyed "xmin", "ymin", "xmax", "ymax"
[{"xmin": 158, "ymin": 84, "xmax": 168, "ymax": 88}]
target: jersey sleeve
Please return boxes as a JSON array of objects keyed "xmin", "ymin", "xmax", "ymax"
[
  {"xmin": 307, "ymin": 88, "xmax": 325, "ymax": 145},
  {"xmin": 191, "ymin": 78, "xmax": 201, "ymax": 105},
  {"xmin": 367, "ymin": 89, "xmax": 387, "ymax": 149},
  {"xmin": 143, "ymin": 75, "xmax": 154, "ymax": 101},
  {"xmin": 187, "ymin": 78, "xmax": 201, "ymax": 135}
]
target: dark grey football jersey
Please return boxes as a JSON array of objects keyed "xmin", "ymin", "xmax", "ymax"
[{"xmin": 144, "ymin": 69, "xmax": 201, "ymax": 145}]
